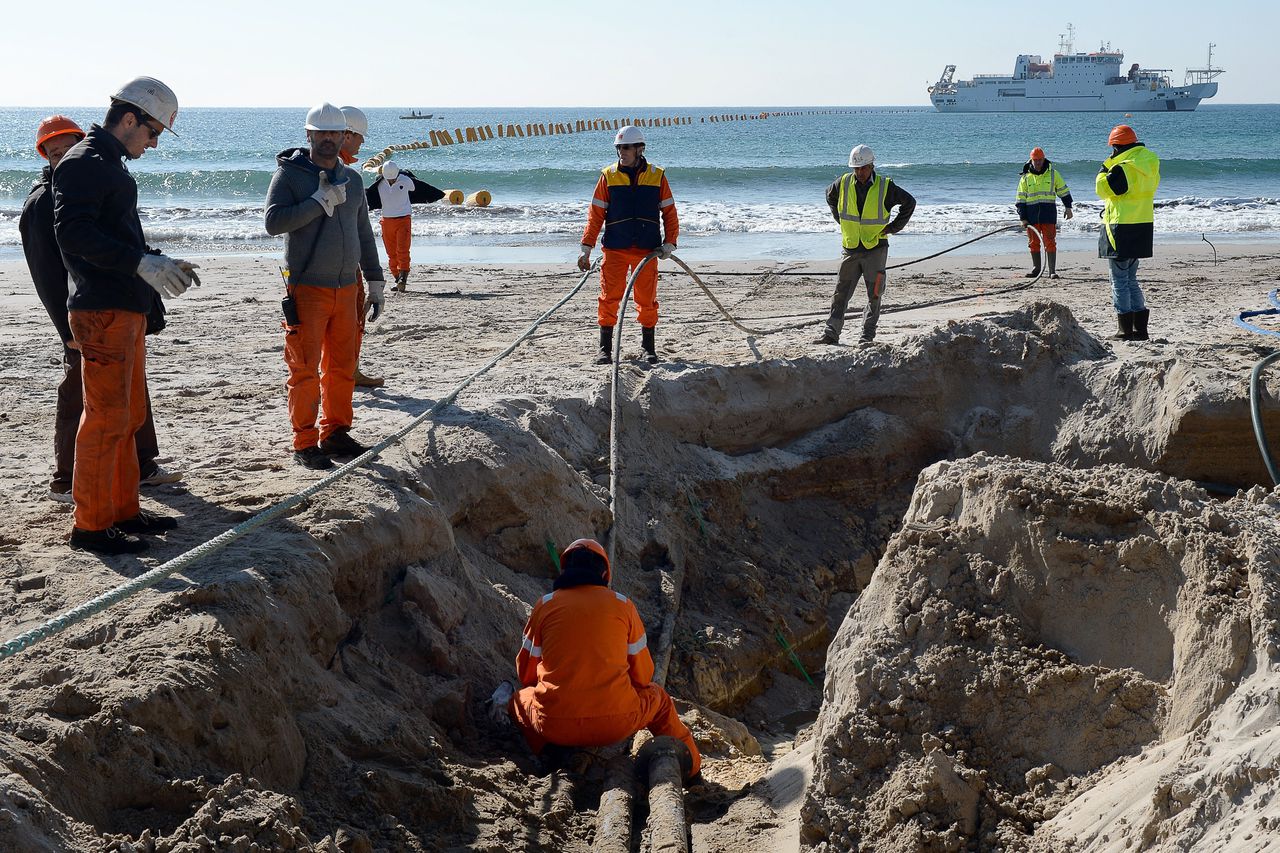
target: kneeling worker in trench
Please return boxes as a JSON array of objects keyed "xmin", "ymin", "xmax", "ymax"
[{"xmin": 491, "ymin": 538, "xmax": 701, "ymax": 779}]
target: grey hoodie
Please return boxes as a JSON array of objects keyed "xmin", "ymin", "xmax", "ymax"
[{"xmin": 264, "ymin": 147, "xmax": 383, "ymax": 286}]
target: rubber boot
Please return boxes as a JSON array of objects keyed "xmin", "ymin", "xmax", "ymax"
[
  {"xmin": 642, "ymin": 326, "xmax": 659, "ymax": 364},
  {"xmin": 1047, "ymin": 252, "xmax": 1058, "ymax": 279},
  {"xmin": 596, "ymin": 326, "xmax": 613, "ymax": 365},
  {"xmin": 1025, "ymin": 251, "xmax": 1041, "ymax": 278},
  {"xmin": 1130, "ymin": 308, "xmax": 1150, "ymax": 341},
  {"xmin": 1112, "ymin": 312, "xmax": 1135, "ymax": 340}
]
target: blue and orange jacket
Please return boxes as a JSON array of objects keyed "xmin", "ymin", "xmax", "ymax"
[
  {"xmin": 582, "ymin": 158, "xmax": 679, "ymax": 251},
  {"xmin": 515, "ymin": 584, "xmax": 654, "ymax": 720}
]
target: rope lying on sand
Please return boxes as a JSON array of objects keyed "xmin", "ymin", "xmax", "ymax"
[{"xmin": 0, "ymin": 263, "xmax": 601, "ymax": 663}]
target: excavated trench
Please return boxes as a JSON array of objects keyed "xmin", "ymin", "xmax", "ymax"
[{"xmin": 1, "ymin": 301, "xmax": 1277, "ymax": 852}]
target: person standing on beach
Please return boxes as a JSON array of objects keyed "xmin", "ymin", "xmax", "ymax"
[
  {"xmin": 366, "ymin": 160, "xmax": 445, "ymax": 292},
  {"xmin": 52, "ymin": 77, "xmax": 196, "ymax": 555},
  {"xmin": 265, "ymin": 102, "xmax": 386, "ymax": 471},
  {"xmin": 1097, "ymin": 124, "xmax": 1160, "ymax": 342},
  {"xmin": 818, "ymin": 144, "xmax": 915, "ymax": 345},
  {"xmin": 20, "ymin": 115, "xmax": 180, "ymax": 506},
  {"xmin": 337, "ymin": 105, "xmax": 384, "ymax": 390},
  {"xmin": 1016, "ymin": 146, "xmax": 1073, "ymax": 279},
  {"xmin": 577, "ymin": 125, "xmax": 679, "ymax": 365}
]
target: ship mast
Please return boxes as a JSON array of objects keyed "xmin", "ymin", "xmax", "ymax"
[{"xmin": 1057, "ymin": 23, "xmax": 1075, "ymax": 55}]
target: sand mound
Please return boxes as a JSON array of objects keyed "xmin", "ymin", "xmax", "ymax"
[{"xmin": 802, "ymin": 454, "xmax": 1280, "ymax": 851}]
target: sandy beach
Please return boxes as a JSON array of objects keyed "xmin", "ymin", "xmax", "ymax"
[{"xmin": 2, "ymin": 243, "xmax": 1280, "ymax": 851}]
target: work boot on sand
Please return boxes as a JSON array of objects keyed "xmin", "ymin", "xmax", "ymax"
[
  {"xmin": 1113, "ymin": 312, "xmax": 1136, "ymax": 340},
  {"xmin": 70, "ymin": 526, "xmax": 149, "ymax": 555},
  {"xmin": 596, "ymin": 326, "xmax": 613, "ymax": 365},
  {"xmin": 1025, "ymin": 250, "xmax": 1041, "ymax": 278},
  {"xmin": 354, "ymin": 367, "xmax": 385, "ymax": 388},
  {"xmin": 642, "ymin": 326, "xmax": 659, "ymax": 364}
]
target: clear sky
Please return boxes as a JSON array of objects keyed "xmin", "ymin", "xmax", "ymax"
[{"xmin": 4, "ymin": 0, "xmax": 1274, "ymax": 107}]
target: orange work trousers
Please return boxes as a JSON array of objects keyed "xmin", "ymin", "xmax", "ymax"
[
  {"xmin": 510, "ymin": 681, "xmax": 701, "ymax": 776},
  {"xmin": 381, "ymin": 215, "xmax": 412, "ymax": 277},
  {"xmin": 284, "ymin": 284, "xmax": 359, "ymax": 450},
  {"xmin": 69, "ymin": 309, "xmax": 147, "ymax": 532},
  {"xmin": 599, "ymin": 247, "xmax": 659, "ymax": 329},
  {"xmin": 1027, "ymin": 222, "xmax": 1057, "ymax": 253}
]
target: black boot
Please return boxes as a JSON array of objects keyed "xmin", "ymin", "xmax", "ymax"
[
  {"xmin": 1112, "ymin": 312, "xmax": 1135, "ymax": 340},
  {"xmin": 1047, "ymin": 252, "xmax": 1058, "ymax": 279},
  {"xmin": 1025, "ymin": 251, "xmax": 1041, "ymax": 278},
  {"xmin": 641, "ymin": 327, "xmax": 658, "ymax": 364},
  {"xmin": 596, "ymin": 326, "xmax": 613, "ymax": 365},
  {"xmin": 1131, "ymin": 308, "xmax": 1150, "ymax": 341}
]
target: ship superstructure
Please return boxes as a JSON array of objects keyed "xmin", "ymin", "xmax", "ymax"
[{"xmin": 929, "ymin": 27, "xmax": 1222, "ymax": 112}]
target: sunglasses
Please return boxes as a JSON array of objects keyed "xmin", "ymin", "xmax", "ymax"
[
  {"xmin": 142, "ymin": 122, "xmax": 163, "ymax": 140},
  {"xmin": 615, "ymin": 143, "xmax": 642, "ymax": 151}
]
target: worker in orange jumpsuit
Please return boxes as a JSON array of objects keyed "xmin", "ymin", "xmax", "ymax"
[
  {"xmin": 577, "ymin": 126, "xmax": 679, "ymax": 365},
  {"xmin": 338, "ymin": 105, "xmax": 383, "ymax": 389},
  {"xmin": 500, "ymin": 538, "xmax": 701, "ymax": 778}
]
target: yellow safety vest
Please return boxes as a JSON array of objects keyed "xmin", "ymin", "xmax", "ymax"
[
  {"xmin": 1016, "ymin": 167, "xmax": 1069, "ymax": 206},
  {"xmin": 838, "ymin": 173, "xmax": 892, "ymax": 250},
  {"xmin": 1096, "ymin": 146, "xmax": 1160, "ymax": 250}
]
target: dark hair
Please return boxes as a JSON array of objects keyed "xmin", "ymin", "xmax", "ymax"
[
  {"xmin": 553, "ymin": 547, "xmax": 608, "ymax": 590},
  {"xmin": 104, "ymin": 99, "xmax": 153, "ymax": 130}
]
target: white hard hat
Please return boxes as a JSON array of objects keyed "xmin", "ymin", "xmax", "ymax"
[
  {"xmin": 112, "ymin": 76, "xmax": 179, "ymax": 135},
  {"xmin": 339, "ymin": 105, "xmax": 368, "ymax": 137},
  {"xmin": 382, "ymin": 161, "xmax": 400, "ymax": 181},
  {"xmin": 848, "ymin": 144, "xmax": 874, "ymax": 168},
  {"xmin": 304, "ymin": 103, "xmax": 347, "ymax": 132},
  {"xmin": 614, "ymin": 125, "xmax": 645, "ymax": 146}
]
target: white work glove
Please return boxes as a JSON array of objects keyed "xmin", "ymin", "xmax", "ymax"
[
  {"xmin": 577, "ymin": 244, "xmax": 592, "ymax": 272},
  {"xmin": 136, "ymin": 254, "xmax": 193, "ymax": 298},
  {"xmin": 310, "ymin": 172, "xmax": 347, "ymax": 217},
  {"xmin": 658, "ymin": 242, "xmax": 676, "ymax": 260},
  {"xmin": 365, "ymin": 279, "xmax": 385, "ymax": 322}
]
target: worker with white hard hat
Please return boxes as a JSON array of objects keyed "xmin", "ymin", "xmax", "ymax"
[
  {"xmin": 265, "ymin": 102, "xmax": 387, "ymax": 471},
  {"xmin": 577, "ymin": 125, "xmax": 680, "ymax": 365},
  {"xmin": 334, "ymin": 105, "xmax": 385, "ymax": 389},
  {"xmin": 365, "ymin": 159, "xmax": 445, "ymax": 291},
  {"xmin": 817, "ymin": 143, "xmax": 916, "ymax": 345},
  {"xmin": 51, "ymin": 76, "xmax": 195, "ymax": 554}
]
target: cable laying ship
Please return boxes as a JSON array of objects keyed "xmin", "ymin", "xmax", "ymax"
[{"xmin": 929, "ymin": 26, "xmax": 1223, "ymax": 113}]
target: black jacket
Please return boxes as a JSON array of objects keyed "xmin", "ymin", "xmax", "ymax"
[
  {"xmin": 20, "ymin": 165, "xmax": 165, "ymax": 341},
  {"xmin": 365, "ymin": 170, "xmax": 446, "ymax": 209},
  {"xmin": 53, "ymin": 126, "xmax": 154, "ymax": 315},
  {"xmin": 19, "ymin": 167, "xmax": 74, "ymax": 343}
]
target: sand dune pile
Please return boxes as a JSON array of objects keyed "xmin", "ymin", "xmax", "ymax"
[{"xmin": 803, "ymin": 455, "xmax": 1280, "ymax": 851}]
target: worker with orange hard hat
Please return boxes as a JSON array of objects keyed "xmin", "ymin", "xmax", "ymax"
[
  {"xmin": 496, "ymin": 538, "xmax": 701, "ymax": 779},
  {"xmin": 577, "ymin": 126, "xmax": 679, "ymax": 365},
  {"xmin": 1096, "ymin": 124, "xmax": 1161, "ymax": 341},
  {"xmin": 1015, "ymin": 145, "xmax": 1073, "ymax": 279},
  {"xmin": 20, "ymin": 115, "xmax": 178, "ymax": 507}
]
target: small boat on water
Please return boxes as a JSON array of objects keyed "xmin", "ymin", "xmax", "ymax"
[{"xmin": 400, "ymin": 111, "xmax": 434, "ymax": 120}]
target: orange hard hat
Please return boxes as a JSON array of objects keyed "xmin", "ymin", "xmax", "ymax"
[
  {"xmin": 1108, "ymin": 124, "xmax": 1138, "ymax": 146},
  {"xmin": 1029, "ymin": 147, "xmax": 1045, "ymax": 159},
  {"xmin": 561, "ymin": 538, "xmax": 611, "ymax": 583},
  {"xmin": 35, "ymin": 115, "xmax": 85, "ymax": 158}
]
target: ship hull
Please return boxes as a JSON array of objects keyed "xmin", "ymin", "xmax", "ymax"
[{"xmin": 932, "ymin": 81, "xmax": 1217, "ymax": 113}]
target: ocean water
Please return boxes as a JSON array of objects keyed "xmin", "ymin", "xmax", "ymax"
[{"xmin": 1, "ymin": 104, "xmax": 1277, "ymax": 263}]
